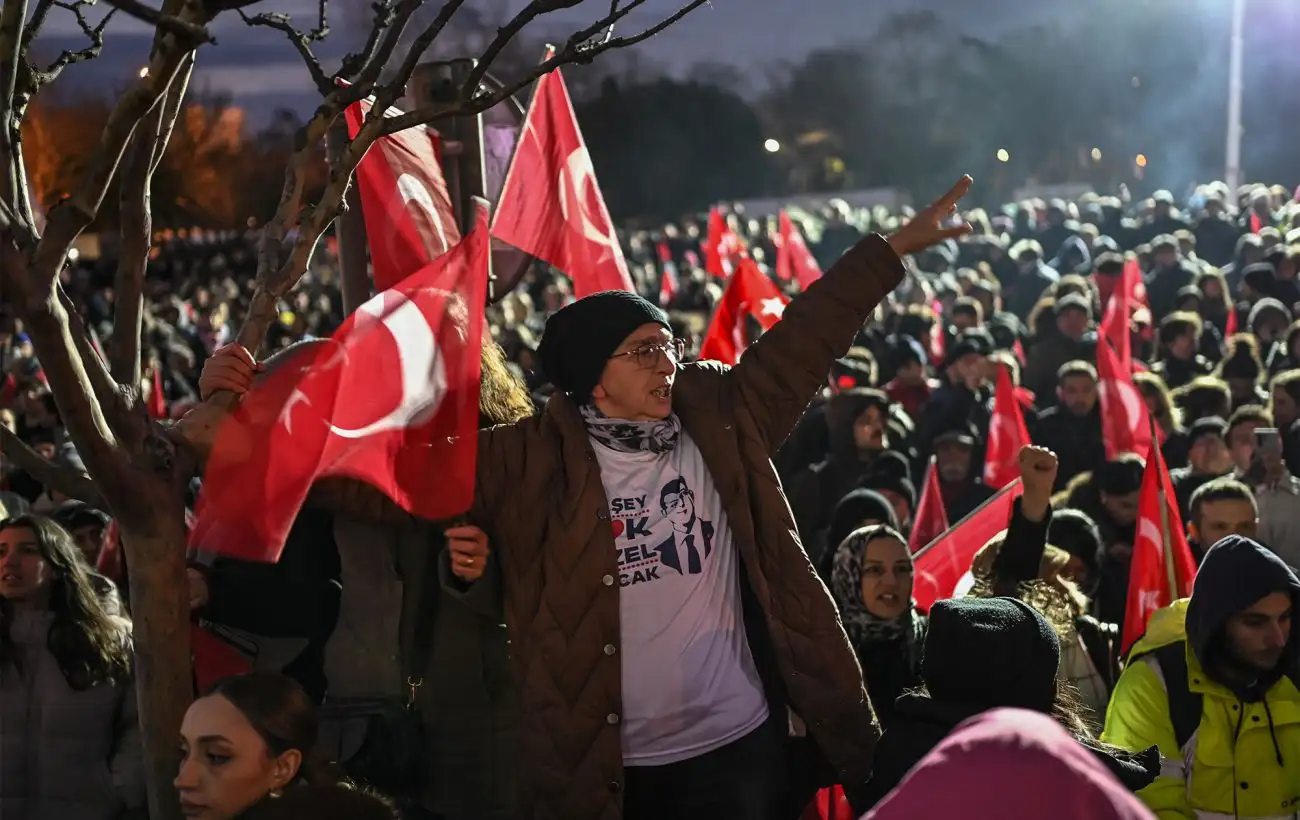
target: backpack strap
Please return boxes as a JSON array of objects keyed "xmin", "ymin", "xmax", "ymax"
[{"xmin": 1150, "ymin": 641, "xmax": 1202, "ymax": 752}]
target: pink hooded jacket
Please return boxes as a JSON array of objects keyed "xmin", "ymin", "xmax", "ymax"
[{"xmin": 865, "ymin": 709, "xmax": 1155, "ymax": 820}]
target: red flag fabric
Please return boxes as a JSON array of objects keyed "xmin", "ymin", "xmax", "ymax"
[
  {"xmin": 913, "ymin": 480, "xmax": 1024, "ymax": 612},
  {"xmin": 698, "ymin": 258, "xmax": 788, "ymax": 365},
  {"xmin": 95, "ymin": 518, "xmax": 123, "ymax": 582},
  {"xmin": 1097, "ymin": 333, "xmax": 1153, "ymax": 460},
  {"xmin": 704, "ymin": 207, "xmax": 745, "ymax": 279},
  {"xmin": 927, "ymin": 300, "xmax": 946, "ymax": 367},
  {"xmin": 1121, "ymin": 441, "xmax": 1198, "ymax": 653},
  {"xmin": 1225, "ymin": 305, "xmax": 1238, "ymax": 337},
  {"xmin": 775, "ymin": 210, "xmax": 823, "ymax": 290},
  {"xmin": 147, "ymin": 367, "xmax": 167, "ymax": 420},
  {"xmin": 985, "ymin": 364, "xmax": 1032, "ymax": 490},
  {"xmin": 1250, "ymin": 211, "xmax": 1264, "ymax": 234},
  {"xmin": 908, "ymin": 457, "xmax": 950, "ymax": 554},
  {"xmin": 190, "ymin": 203, "xmax": 491, "ymax": 563},
  {"xmin": 492, "ymin": 67, "xmax": 633, "ymax": 297},
  {"xmin": 345, "ymin": 95, "xmax": 460, "ymax": 292},
  {"xmin": 801, "ymin": 785, "xmax": 852, "ymax": 820},
  {"xmin": 192, "ymin": 624, "xmax": 253, "ymax": 692},
  {"xmin": 656, "ymin": 240, "xmax": 679, "ymax": 306}
]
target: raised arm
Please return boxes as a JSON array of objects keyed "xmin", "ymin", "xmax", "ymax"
[{"xmin": 728, "ymin": 176, "xmax": 973, "ymax": 453}]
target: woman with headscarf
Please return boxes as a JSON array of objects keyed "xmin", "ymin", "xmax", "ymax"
[{"xmin": 826, "ymin": 525, "xmax": 924, "ymax": 730}]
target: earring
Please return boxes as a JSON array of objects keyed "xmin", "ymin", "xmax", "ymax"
[{"xmin": 268, "ymin": 788, "xmax": 283, "ymax": 799}]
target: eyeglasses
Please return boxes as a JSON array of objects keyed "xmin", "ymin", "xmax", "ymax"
[{"xmin": 609, "ymin": 338, "xmax": 686, "ymax": 369}]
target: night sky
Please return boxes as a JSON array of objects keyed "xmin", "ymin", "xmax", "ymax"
[{"xmin": 34, "ymin": 0, "xmax": 1064, "ymax": 119}]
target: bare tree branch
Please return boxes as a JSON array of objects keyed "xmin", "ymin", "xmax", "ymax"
[
  {"xmin": 35, "ymin": 2, "xmax": 116, "ymax": 89},
  {"xmin": 457, "ymin": 0, "xmax": 584, "ymax": 99},
  {"xmin": 0, "ymin": 424, "xmax": 106, "ymax": 506},
  {"xmin": 101, "ymin": 0, "xmax": 213, "ymax": 43},
  {"xmin": 29, "ymin": 9, "xmax": 205, "ymax": 296},
  {"xmin": 383, "ymin": 0, "xmax": 708, "ymax": 135},
  {"xmin": 0, "ymin": 0, "xmax": 29, "ymax": 219},
  {"xmin": 112, "ymin": 57, "xmax": 192, "ymax": 388},
  {"xmin": 236, "ymin": 2, "xmax": 330, "ymax": 94}
]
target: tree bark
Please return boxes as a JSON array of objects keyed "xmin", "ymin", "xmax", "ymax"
[{"xmin": 120, "ymin": 495, "xmax": 191, "ymax": 820}]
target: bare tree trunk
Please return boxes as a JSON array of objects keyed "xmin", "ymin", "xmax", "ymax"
[{"xmin": 121, "ymin": 499, "xmax": 191, "ymax": 820}]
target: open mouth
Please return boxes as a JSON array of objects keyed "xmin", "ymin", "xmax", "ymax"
[
  {"xmin": 0, "ymin": 574, "xmax": 18, "ymax": 584},
  {"xmin": 877, "ymin": 592, "xmax": 900, "ymax": 605},
  {"xmin": 651, "ymin": 386, "xmax": 671, "ymax": 399}
]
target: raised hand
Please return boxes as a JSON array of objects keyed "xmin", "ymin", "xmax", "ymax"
[
  {"xmin": 886, "ymin": 175, "xmax": 974, "ymax": 257},
  {"xmin": 1019, "ymin": 445, "xmax": 1059, "ymax": 521}
]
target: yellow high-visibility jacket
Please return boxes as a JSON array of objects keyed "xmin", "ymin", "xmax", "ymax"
[{"xmin": 1102, "ymin": 600, "xmax": 1300, "ymax": 820}]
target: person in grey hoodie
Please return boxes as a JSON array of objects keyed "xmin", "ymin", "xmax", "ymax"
[{"xmin": 0, "ymin": 513, "xmax": 144, "ymax": 820}]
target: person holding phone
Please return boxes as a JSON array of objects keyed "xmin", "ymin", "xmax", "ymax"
[{"xmin": 1225, "ymin": 405, "xmax": 1300, "ymax": 568}]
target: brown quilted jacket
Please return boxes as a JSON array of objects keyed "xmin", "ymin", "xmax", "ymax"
[{"xmin": 468, "ymin": 234, "xmax": 904, "ymax": 819}]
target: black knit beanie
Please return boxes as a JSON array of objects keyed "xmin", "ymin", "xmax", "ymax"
[
  {"xmin": 536, "ymin": 291, "xmax": 670, "ymax": 402},
  {"xmin": 922, "ymin": 597, "xmax": 1061, "ymax": 714}
]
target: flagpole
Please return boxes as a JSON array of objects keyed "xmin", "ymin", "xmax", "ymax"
[
  {"xmin": 912, "ymin": 477, "xmax": 1022, "ymax": 561},
  {"xmin": 1149, "ymin": 415, "xmax": 1179, "ymax": 597}
]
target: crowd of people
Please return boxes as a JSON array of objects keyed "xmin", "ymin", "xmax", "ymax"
[{"xmin": 3, "ymin": 174, "xmax": 1300, "ymax": 819}]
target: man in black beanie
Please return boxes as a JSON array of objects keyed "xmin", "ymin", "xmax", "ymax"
[{"xmin": 192, "ymin": 176, "xmax": 977, "ymax": 820}]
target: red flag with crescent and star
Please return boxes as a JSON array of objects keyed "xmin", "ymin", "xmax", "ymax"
[
  {"xmin": 1097, "ymin": 332, "xmax": 1154, "ymax": 460},
  {"xmin": 344, "ymin": 94, "xmax": 460, "ymax": 292},
  {"xmin": 775, "ymin": 210, "xmax": 823, "ymax": 290},
  {"xmin": 1121, "ymin": 439, "xmax": 1197, "ymax": 653},
  {"xmin": 698, "ymin": 258, "xmax": 788, "ymax": 365},
  {"xmin": 189, "ymin": 202, "xmax": 491, "ymax": 563},
  {"xmin": 984, "ymin": 363, "xmax": 1032, "ymax": 490},
  {"xmin": 491, "ymin": 67, "xmax": 633, "ymax": 298}
]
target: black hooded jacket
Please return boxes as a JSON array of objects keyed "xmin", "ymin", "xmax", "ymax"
[{"xmin": 1186, "ymin": 535, "xmax": 1300, "ymax": 702}]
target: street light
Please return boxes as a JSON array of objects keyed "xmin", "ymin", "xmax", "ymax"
[
  {"xmin": 138, "ymin": 66, "xmax": 149, "ymax": 78},
  {"xmin": 1091, "ymin": 147, "xmax": 1102, "ymax": 161},
  {"xmin": 996, "ymin": 148, "xmax": 1010, "ymax": 163},
  {"xmin": 1135, "ymin": 154, "xmax": 1148, "ymax": 168},
  {"xmin": 763, "ymin": 138, "xmax": 781, "ymax": 154}
]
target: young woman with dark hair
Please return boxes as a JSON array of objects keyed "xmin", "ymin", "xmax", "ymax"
[
  {"xmin": 0, "ymin": 513, "xmax": 143, "ymax": 820},
  {"xmin": 176, "ymin": 671, "xmax": 361, "ymax": 819}
]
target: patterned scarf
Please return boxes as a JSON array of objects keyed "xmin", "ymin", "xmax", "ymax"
[
  {"xmin": 579, "ymin": 404, "xmax": 682, "ymax": 454},
  {"xmin": 830, "ymin": 528, "xmax": 923, "ymax": 670}
]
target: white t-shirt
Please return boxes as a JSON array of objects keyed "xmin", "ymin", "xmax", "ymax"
[{"xmin": 592, "ymin": 430, "xmax": 770, "ymax": 766}]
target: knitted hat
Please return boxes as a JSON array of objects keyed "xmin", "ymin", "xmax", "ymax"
[
  {"xmin": 1188, "ymin": 415, "xmax": 1228, "ymax": 446},
  {"xmin": 1048, "ymin": 509, "xmax": 1104, "ymax": 593},
  {"xmin": 537, "ymin": 291, "xmax": 671, "ymax": 402},
  {"xmin": 827, "ymin": 489, "xmax": 900, "ymax": 555},
  {"xmin": 923, "ymin": 597, "xmax": 1061, "ymax": 714},
  {"xmin": 860, "ymin": 451, "xmax": 917, "ymax": 511}
]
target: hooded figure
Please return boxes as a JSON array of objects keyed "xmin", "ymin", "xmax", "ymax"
[
  {"xmin": 1102, "ymin": 535, "xmax": 1300, "ymax": 819},
  {"xmin": 858, "ymin": 597, "xmax": 1158, "ymax": 809},
  {"xmin": 866, "ymin": 709, "xmax": 1156, "ymax": 820}
]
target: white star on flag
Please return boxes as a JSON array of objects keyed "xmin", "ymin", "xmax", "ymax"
[{"xmin": 760, "ymin": 297, "xmax": 786, "ymax": 318}]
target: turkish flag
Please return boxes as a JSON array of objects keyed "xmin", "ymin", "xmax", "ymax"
[
  {"xmin": 191, "ymin": 202, "xmax": 490, "ymax": 563},
  {"xmin": 1121, "ymin": 438, "xmax": 1197, "ymax": 653},
  {"xmin": 1250, "ymin": 211, "xmax": 1264, "ymax": 234},
  {"xmin": 985, "ymin": 364, "xmax": 1032, "ymax": 490},
  {"xmin": 912, "ymin": 479, "xmax": 1023, "ymax": 613},
  {"xmin": 908, "ymin": 457, "xmax": 950, "ymax": 554},
  {"xmin": 1101, "ymin": 255, "xmax": 1150, "ymax": 373},
  {"xmin": 147, "ymin": 367, "xmax": 167, "ymax": 420},
  {"xmin": 1097, "ymin": 333, "xmax": 1153, "ymax": 460},
  {"xmin": 345, "ymin": 95, "xmax": 460, "ymax": 292},
  {"xmin": 492, "ymin": 67, "xmax": 633, "ymax": 298},
  {"xmin": 698, "ymin": 258, "xmax": 788, "ymax": 365},
  {"xmin": 775, "ymin": 210, "xmax": 823, "ymax": 289},
  {"xmin": 704, "ymin": 207, "xmax": 745, "ymax": 279}
]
